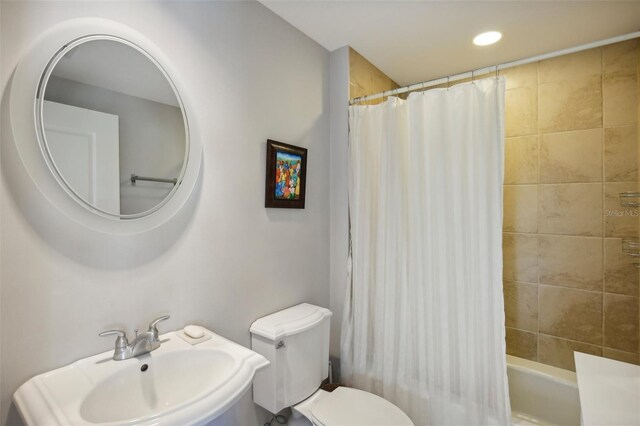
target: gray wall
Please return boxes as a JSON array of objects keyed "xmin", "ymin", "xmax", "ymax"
[
  {"xmin": 328, "ymin": 47, "xmax": 350, "ymax": 361},
  {"xmin": 0, "ymin": 1, "xmax": 330, "ymax": 424},
  {"xmin": 45, "ymin": 76, "xmax": 186, "ymax": 215}
]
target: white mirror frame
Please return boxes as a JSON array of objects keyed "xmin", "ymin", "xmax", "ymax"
[{"xmin": 9, "ymin": 18, "xmax": 202, "ymax": 234}]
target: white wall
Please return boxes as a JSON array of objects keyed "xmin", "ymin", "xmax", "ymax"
[
  {"xmin": 45, "ymin": 76, "xmax": 186, "ymax": 215},
  {"xmin": 328, "ymin": 47, "xmax": 349, "ymax": 362},
  {"xmin": 0, "ymin": 1, "xmax": 3, "ymax": 410},
  {"xmin": 0, "ymin": 2, "xmax": 330, "ymax": 425}
]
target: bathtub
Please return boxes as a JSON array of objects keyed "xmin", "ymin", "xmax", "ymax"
[{"xmin": 507, "ymin": 355, "xmax": 581, "ymax": 426}]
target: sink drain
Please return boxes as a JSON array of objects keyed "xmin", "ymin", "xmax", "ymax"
[{"xmin": 141, "ymin": 364, "xmax": 149, "ymax": 372}]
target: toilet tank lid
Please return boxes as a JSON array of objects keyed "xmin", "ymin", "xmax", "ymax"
[{"xmin": 250, "ymin": 303, "xmax": 332, "ymax": 341}]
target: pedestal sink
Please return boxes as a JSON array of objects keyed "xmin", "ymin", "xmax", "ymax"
[{"xmin": 13, "ymin": 329, "xmax": 269, "ymax": 425}]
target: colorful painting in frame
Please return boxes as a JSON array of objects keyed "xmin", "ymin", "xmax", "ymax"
[{"xmin": 265, "ymin": 140, "xmax": 307, "ymax": 208}]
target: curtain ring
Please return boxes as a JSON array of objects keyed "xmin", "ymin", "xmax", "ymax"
[
  {"xmin": 447, "ymin": 76, "xmax": 450, "ymax": 91},
  {"xmin": 421, "ymin": 81, "xmax": 426, "ymax": 94},
  {"xmin": 495, "ymin": 65, "xmax": 499, "ymax": 80},
  {"xmin": 471, "ymin": 70, "xmax": 475, "ymax": 84}
]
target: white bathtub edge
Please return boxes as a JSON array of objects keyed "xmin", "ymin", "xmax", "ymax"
[
  {"xmin": 507, "ymin": 354, "xmax": 577, "ymax": 386},
  {"xmin": 507, "ymin": 355, "xmax": 581, "ymax": 425}
]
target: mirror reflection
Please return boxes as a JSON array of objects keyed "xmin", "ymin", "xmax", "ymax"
[{"xmin": 40, "ymin": 38, "xmax": 187, "ymax": 217}]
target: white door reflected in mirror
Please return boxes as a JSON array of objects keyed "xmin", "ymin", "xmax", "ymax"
[
  {"xmin": 37, "ymin": 37, "xmax": 188, "ymax": 219},
  {"xmin": 44, "ymin": 101, "xmax": 120, "ymax": 214}
]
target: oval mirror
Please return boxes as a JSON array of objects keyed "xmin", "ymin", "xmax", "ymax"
[{"xmin": 36, "ymin": 36, "xmax": 188, "ymax": 219}]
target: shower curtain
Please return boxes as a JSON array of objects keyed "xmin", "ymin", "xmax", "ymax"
[{"xmin": 341, "ymin": 77, "xmax": 510, "ymax": 425}]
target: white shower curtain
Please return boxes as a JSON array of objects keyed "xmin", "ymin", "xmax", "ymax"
[{"xmin": 341, "ymin": 77, "xmax": 510, "ymax": 425}]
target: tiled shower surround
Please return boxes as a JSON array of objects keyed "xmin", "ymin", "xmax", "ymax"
[
  {"xmin": 502, "ymin": 40, "xmax": 640, "ymax": 370},
  {"xmin": 348, "ymin": 42, "xmax": 640, "ymax": 372},
  {"xmin": 349, "ymin": 48, "xmax": 399, "ymax": 105}
]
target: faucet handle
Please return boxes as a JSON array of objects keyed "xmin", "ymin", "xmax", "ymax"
[
  {"xmin": 148, "ymin": 315, "xmax": 170, "ymax": 338},
  {"xmin": 99, "ymin": 329, "xmax": 128, "ymax": 349}
]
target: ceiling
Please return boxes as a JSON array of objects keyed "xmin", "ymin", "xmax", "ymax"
[{"xmin": 260, "ymin": 0, "xmax": 640, "ymax": 86}]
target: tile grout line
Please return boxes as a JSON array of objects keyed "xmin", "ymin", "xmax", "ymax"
[
  {"xmin": 508, "ymin": 123, "xmax": 634, "ymax": 141},
  {"xmin": 504, "ymin": 231, "xmax": 605, "ymax": 238},
  {"xmin": 505, "ymin": 181, "xmax": 638, "ymax": 186},
  {"xmin": 536, "ymin": 60, "xmax": 541, "ymax": 363},
  {"xmin": 601, "ymin": 47, "xmax": 606, "ymax": 351},
  {"xmin": 536, "ymin": 282, "xmax": 630, "ymax": 296}
]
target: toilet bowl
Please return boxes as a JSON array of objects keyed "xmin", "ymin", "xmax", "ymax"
[{"xmin": 250, "ymin": 303, "xmax": 413, "ymax": 426}]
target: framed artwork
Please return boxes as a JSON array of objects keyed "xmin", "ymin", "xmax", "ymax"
[{"xmin": 265, "ymin": 139, "xmax": 307, "ymax": 209}]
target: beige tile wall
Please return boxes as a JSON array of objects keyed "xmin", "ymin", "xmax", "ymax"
[
  {"xmin": 349, "ymin": 48, "xmax": 399, "ymax": 105},
  {"xmin": 503, "ymin": 40, "xmax": 640, "ymax": 371}
]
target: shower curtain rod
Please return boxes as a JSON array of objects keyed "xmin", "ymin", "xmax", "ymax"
[{"xmin": 349, "ymin": 30, "xmax": 640, "ymax": 105}]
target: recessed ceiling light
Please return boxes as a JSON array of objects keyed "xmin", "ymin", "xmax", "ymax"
[{"xmin": 473, "ymin": 31, "xmax": 502, "ymax": 46}]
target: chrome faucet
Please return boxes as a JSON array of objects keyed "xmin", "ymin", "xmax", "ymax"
[{"xmin": 99, "ymin": 315, "xmax": 170, "ymax": 360}]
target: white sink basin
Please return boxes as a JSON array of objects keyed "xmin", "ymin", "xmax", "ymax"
[
  {"xmin": 14, "ymin": 329, "xmax": 269, "ymax": 425},
  {"xmin": 80, "ymin": 349, "xmax": 235, "ymax": 423}
]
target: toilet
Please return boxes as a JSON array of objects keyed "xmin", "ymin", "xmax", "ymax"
[{"xmin": 250, "ymin": 303, "xmax": 413, "ymax": 426}]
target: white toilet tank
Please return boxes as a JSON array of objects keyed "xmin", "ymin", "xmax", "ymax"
[{"xmin": 250, "ymin": 303, "xmax": 332, "ymax": 414}]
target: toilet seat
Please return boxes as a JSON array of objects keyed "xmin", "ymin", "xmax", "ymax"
[{"xmin": 295, "ymin": 387, "xmax": 414, "ymax": 426}]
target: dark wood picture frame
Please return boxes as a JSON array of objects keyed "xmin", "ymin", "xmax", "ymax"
[{"xmin": 265, "ymin": 139, "xmax": 307, "ymax": 209}]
